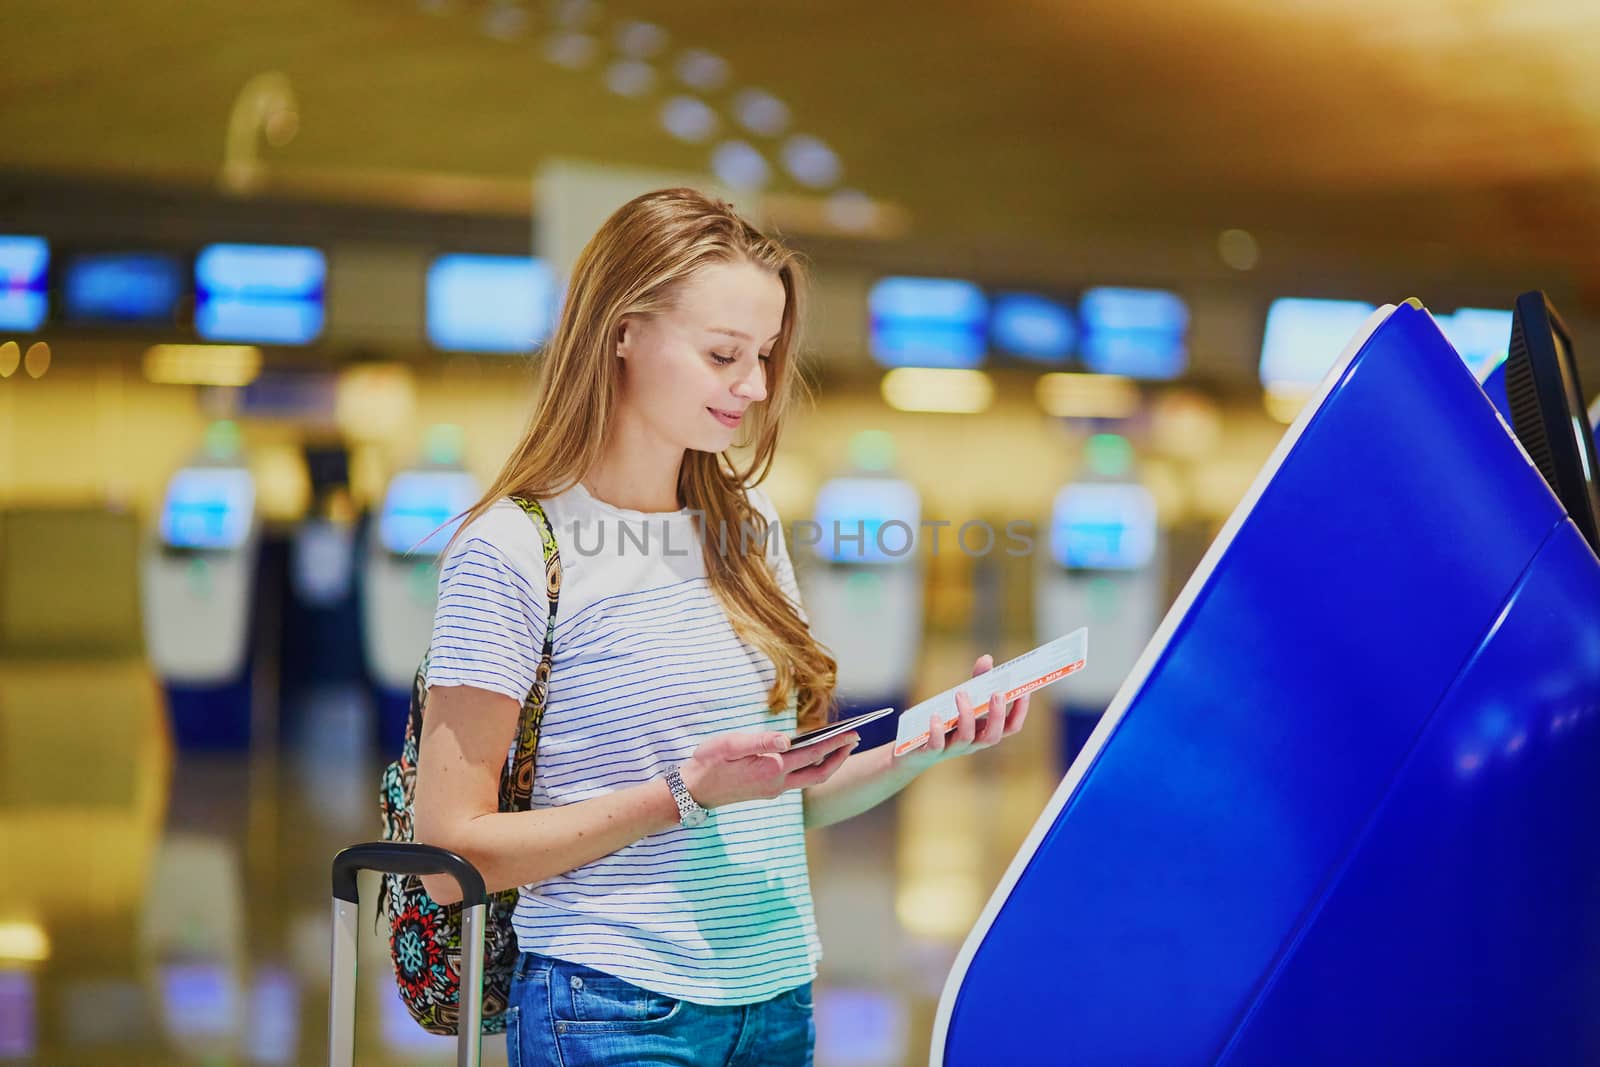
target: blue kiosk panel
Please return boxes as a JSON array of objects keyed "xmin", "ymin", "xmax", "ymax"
[
  {"xmin": 1223, "ymin": 521, "xmax": 1600, "ymax": 1065},
  {"xmin": 934, "ymin": 302, "xmax": 1600, "ymax": 1064}
]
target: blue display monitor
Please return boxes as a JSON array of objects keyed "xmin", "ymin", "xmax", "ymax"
[
  {"xmin": 869, "ymin": 276, "xmax": 987, "ymax": 369},
  {"xmin": 0, "ymin": 236, "xmax": 49, "ymax": 332},
  {"xmin": 1049, "ymin": 483, "xmax": 1158, "ymax": 570},
  {"xmin": 811, "ymin": 476, "xmax": 921, "ymax": 564},
  {"xmin": 427, "ymin": 254, "xmax": 557, "ymax": 353},
  {"xmin": 1078, "ymin": 287, "xmax": 1189, "ymax": 379},
  {"xmin": 63, "ymin": 251, "xmax": 186, "ymax": 326},
  {"xmin": 159, "ymin": 468, "xmax": 256, "ymax": 551},
  {"xmin": 1259, "ymin": 297, "xmax": 1377, "ymax": 390},
  {"xmin": 1435, "ymin": 307, "xmax": 1513, "ymax": 381},
  {"xmin": 378, "ymin": 470, "xmax": 481, "ymax": 556},
  {"xmin": 990, "ymin": 292, "xmax": 1075, "ymax": 364},
  {"xmin": 195, "ymin": 243, "xmax": 325, "ymax": 345}
]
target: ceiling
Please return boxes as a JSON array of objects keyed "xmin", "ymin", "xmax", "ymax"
[{"xmin": 7, "ymin": 0, "xmax": 1600, "ymax": 282}]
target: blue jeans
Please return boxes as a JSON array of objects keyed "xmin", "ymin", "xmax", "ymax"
[{"xmin": 505, "ymin": 952, "xmax": 815, "ymax": 1067}]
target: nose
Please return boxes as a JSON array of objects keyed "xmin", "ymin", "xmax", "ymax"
[{"xmin": 731, "ymin": 357, "xmax": 768, "ymax": 404}]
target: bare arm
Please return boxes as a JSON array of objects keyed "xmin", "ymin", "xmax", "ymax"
[
  {"xmin": 412, "ymin": 684, "xmax": 681, "ymax": 903},
  {"xmin": 801, "ymin": 741, "xmax": 922, "ymax": 829},
  {"xmin": 412, "ymin": 683, "xmax": 858, "ymax": 903}
]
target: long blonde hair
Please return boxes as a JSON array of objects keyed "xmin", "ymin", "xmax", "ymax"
[{"xmin": 448, "ymin": 187, "xmax": 837, "ymax": 731}]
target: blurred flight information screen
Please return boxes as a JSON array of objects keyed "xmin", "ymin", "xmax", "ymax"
[
  {"xmin": 426, "ymin": 254, "xmax": 556, "ymax": 353},
  {"xmin": 869, "ymin": 276, "xmax": 988, "ymax": 369},
  {"xmin": 195, "ymin": 243, "xmax": 326, "ymax": 345}
]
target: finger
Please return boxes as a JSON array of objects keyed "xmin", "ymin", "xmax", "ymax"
[
  {"xmin": 925, "ymin": 712, "xmax": 946, "ymax": 753},
  {"xmin": 1004, "ymin": 693, "xmax": 1031, "ymax": 735},
  {"xmin": 953, "ymin": 690, "xmax": 976, "ymax": 746},
  {"xmin": 752, "ymin": 751, "xmax": 788, "ymax": 779},
  {"xmin": 778, "ymin": 732, "xmax": 857, "ymax": 773},
  {"xmin": 980, "ymin": 693, "xmax": 1005, "ymax": 744},
  {"xmin": 722, "ymin": 731, "xmax": 791, "ymax": 760},
  {"xmin": 972, "ymin": 654, "xmax": 994, "ymax": 678},
  {"xmin": 785, "ymin": 738, "xmax": 857, "ymax": 788}
]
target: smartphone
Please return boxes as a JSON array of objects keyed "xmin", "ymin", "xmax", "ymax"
[{"xmin": 788, "ymin": 707, "xmax": 895, "ymax": 752}]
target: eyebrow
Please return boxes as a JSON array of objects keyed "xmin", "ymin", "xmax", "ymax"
[{"xmin": 708, "ymin": 327, "xmax": 781, "ymax": 344}]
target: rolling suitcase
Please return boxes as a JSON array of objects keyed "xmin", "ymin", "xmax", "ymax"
[{"xmin": 329, "ymin": 842, "xmax": 488, "ymax": 1067}]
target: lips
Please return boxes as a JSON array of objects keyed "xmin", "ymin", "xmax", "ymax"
[{"xmin": 708, "ymin": 407, "xmax": 743, "ymax": 427}]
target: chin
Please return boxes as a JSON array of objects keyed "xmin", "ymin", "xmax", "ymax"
[{"xmin": 690, "ymin": 434, "xmax": 738, "ymax": 454}]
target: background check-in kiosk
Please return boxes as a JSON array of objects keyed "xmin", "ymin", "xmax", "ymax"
[
  {"xmin": 141, "ymin": 456, "xmax": 260, "ymax": 751},
  {"xmin": 932, "ymin": 299, "xmax": 1600, "ymax": 1065},
  {"xmin": 801, "ymin": 472, "xmax": 925, "ymax": 752},
  {"xmin": 361, "ymin": 463, "xmax": 480, "ymax": 753},
  {"xmin": 1034, "ymin": 473, "xmax": 1163, "ymax": 768}
]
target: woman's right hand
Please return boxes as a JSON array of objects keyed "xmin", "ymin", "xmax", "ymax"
[{"xmin": 678, "ymin": 729, "xmax": 859, "ymax": 809}]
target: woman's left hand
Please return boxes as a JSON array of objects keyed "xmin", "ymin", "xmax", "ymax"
[{"xmin": 905, "ymin": 653, "xmax": 1031, "ymax": 771}]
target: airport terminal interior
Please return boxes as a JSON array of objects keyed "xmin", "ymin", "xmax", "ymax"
[{"xmin": 6, "ymin": 2, "xmax": 1600, "ymax": 1064}]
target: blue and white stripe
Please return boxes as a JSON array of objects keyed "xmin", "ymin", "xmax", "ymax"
[{"xmin": 426, "ymin": 488, "xmax": 820, "ymax": 1005}]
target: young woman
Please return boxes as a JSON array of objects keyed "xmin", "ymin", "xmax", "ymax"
[{"xmin": 412, "ymin": 188, "xmax": 1032, "ymax": 1067}]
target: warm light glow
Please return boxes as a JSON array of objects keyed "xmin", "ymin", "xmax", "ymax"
[
  {"xmin": 253, "ymin": 443, "xmax": 312, "ymax": 522},
  {"xmin": 143, "ymin": 345, "xmax": 262, "ymax": 387},
  {"xmin": 1035, "ymin": 372, "xmax": 1139, "ymax": 419},
  {"xmin": 0, "ymin": 920, "xmax": 49, "ymax": 963},
  {"xmin": 1218, "ymin": 228, "xmax": 1259, "ymax": 270},
  {"xmin": 895, "ymin": 878, "xmax": 985, "ymax": 940},
  {"xmin": 1263, "ymin": 386, "xmax": 1312, "ymax": 424},
  {"xmin": 23, "ymin": 341, "xmax": 50, "ymax": 379},
  {"xmin": 336, "ymin": 363, "xmax": 417, "ymax": 443},
  {"xmin": 1151, "ymin": 390, "xmax": 1223, "ymax": 457},
  {"xmin": 880, "ymin": 368, "xmax": 994, "ymax": 414},
  {"xmin": 0, "ymin": 340, "xmax": 19, "ymax": 377}
]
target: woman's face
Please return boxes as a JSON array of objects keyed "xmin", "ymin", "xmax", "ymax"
[{"xmin": 616, "ymin": 259, "xmax": 784, "ymax": 454}]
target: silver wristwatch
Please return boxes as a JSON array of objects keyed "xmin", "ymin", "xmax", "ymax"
[{"xmin": 665, "ymin": 766, "xmax": 710, "ymax": 827}]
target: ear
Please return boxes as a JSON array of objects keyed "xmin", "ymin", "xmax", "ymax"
[{"xmin": 614, "ymin": 316, "xmax": 632, "ymax": 360}]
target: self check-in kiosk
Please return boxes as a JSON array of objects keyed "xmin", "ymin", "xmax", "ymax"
[
  {"xmin": 1034, "ymin": 462, "xmax": 1163, "ymax": 768},
  {"xmin": 141, "ymin": 438, "xmax": 260, "ymax": 751},
  {"xmin": 800, "ymin": 472, "xmax": 924, "ymax": 751},
  {"xmin": 361, "ymin": 463, "xmax": 480, "ymax": 752},
  {"xmin": 933, "ymin": 300, "xmax": 1600, "ymax": 1065}
]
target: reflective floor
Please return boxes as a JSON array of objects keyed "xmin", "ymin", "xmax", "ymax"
[{"xmin": 4, "ymin": 633, "xmax": 1068, "ymax": 1066}]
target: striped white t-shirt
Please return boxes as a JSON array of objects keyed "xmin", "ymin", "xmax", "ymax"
[{"xmin": 425, "ymin": 481, "xmax": 821, "ymax": 1005}]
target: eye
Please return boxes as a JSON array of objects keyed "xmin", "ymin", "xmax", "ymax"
[
  {"xmin": 710, "ymin": 351, "xmax": 738, "ymax": 366},
  {"xmin": 758, "ymin": 351, "xmax": 773, "ymax": 363}
]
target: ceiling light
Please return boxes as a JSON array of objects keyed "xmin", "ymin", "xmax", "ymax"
[
  {"xmin": 881, "ymin": 368, "xmax": 994, "ymax": 414},
  {"xmin": 661, "ymin": 96, "xmax": 718, "ymax": 143},
  {"xmin": 825, "ymin": 189, "xmax": 877, "ymax": 232},
  {"xmin": 1035, "ymin": 372, "xmax": 1140, "ymax": 419},
  {"xmin": 614, "ymin": 20, "xmax": 667, "ymax": 58},
  {"xmin": 1218, "ymin": 228, "xmax": 1259, "ymax": 270},
  {"xmin": 544, "ymin": 32, "xmax": 598, "ymax": 69},
  {"xmin": 23, "ymin": 341, "xmax": 50, "ymax": 379},
  {"xmin": 675, "ymin": 49, "xmax": 729, "ymax": 91},
  {"xmin": 733, "ymin": 88, "xmax": 789, "ymax": 137},
  {"xmin": 604, "ymin": 59, "xmax": 656, "ymax": 97},
  {"xmin": 782, "ymin": 134, "xmax": 841, "ymax": 187},
  {"xmin": 710, "ymin": 140, "xmax": 770, "ymax": 190},
  {"xmin": 144, "ymin": 345, "xmax": 263, "ymax": 387}
]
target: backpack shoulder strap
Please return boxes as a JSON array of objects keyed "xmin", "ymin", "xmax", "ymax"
[{"xmin": 500, "ymin": 495, "xmax": 561, "ymax": 811}]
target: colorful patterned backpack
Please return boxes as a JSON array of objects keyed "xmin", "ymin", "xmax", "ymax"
[{"xmin": 376, "ymin": 496, "xmax": 561, "ymax": 1035}]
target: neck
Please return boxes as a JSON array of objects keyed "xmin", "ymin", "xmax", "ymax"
[{"xmin": 583, "ymin": 409, "xmax": 687, "ymax": 513}]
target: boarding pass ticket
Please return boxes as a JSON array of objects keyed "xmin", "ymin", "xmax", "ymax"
[{"xmin": 892, "ymin": 628, "xmax": 1089, "ymax": 758}]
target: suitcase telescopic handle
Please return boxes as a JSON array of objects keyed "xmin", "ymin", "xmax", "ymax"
[
  {"xmin": 331, "ymin": 842, "xmax": 487, "ymax": 906},
  {"xmin": 328, "ymin": 842, "xmax": 487, "ymax": 1067}
]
